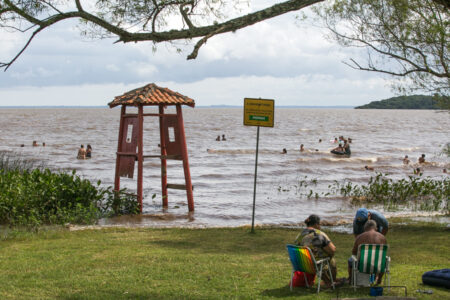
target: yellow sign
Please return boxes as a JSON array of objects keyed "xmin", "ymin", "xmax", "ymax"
[{"xmin": 243, "ymin": 98, "xmax": 274, "ymax": 127}]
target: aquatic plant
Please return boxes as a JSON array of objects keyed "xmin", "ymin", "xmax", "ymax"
[
  {"xmin": 276, "ymin": 173, "xmax": 449, "ymax": 212},
  {"xmin": 0, "ymin": 151, "xmax": 45, "ymax": 172},
  {"xmin": 332, "ymin": 173, "xmax": 449, "ymax": 212}
]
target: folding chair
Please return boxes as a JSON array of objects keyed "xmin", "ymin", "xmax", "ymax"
[
  {"xmin": 351, "ymin": 244, "xmax": 390, "ymax": 288},
  {"xmin": 286, "ymin": 244, "xmax": 335, "ymax": 293}
]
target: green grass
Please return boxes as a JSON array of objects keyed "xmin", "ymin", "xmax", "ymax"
[{"xmin": 0, "ymin": 224, "xmax": 449, "ymax": 299}]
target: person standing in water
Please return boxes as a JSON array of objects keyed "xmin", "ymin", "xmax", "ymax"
[
  {"xmin": 77, "ymin": 145, "xmax": 86, "ymax": 159},
  {"xmin": 86, "ymin": 144, "xmax": 92, "ymax": 158}
]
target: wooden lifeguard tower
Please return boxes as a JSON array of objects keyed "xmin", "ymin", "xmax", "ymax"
[{"xmin": 108, "ymin": 83, "xmax": 195, "ymax": 213}]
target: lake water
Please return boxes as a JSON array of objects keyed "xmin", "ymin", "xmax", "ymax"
[{"xmin": 0, "ymin": 107, "xmax": 448, "ymax": 228}]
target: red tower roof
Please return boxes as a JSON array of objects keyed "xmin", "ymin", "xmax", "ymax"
[{"xmin": 109, "ymin": 83, "xmax": 195, "ymax": 108}]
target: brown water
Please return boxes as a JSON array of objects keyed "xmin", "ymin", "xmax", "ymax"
[{"xmin": 0, "ymin": 107, "xmax": 448, "ymax": 227}]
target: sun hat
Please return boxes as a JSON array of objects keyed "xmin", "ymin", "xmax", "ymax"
[{"xmin": 355, "ymin": 208, "xmax": 369, "ymax": 222}]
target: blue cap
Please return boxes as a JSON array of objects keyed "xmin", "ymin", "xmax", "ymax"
[{"xmin": 355, "ymin": 208, "xmax": 369, "ymax": 222}]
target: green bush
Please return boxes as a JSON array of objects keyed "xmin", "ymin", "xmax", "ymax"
[{"xmin": 0, "ymin": 168, "xmax": 139, "ymax": 227}]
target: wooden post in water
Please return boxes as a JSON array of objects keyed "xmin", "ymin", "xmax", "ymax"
[
  {"xmin": 176, "ymin": 104, "xmax": 194, "ymax": 212},
  {"xmin": 159, "ymin": 104, "xmax": 168, "ymax": 208},
  {"xmin": 137, "ymin": 104, "xmax": 144, "ymax": 213}
]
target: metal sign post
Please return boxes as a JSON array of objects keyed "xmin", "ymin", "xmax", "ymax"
[{"xmin": 243, "ymin": 98, "xmax": 274, "ymax": 233}]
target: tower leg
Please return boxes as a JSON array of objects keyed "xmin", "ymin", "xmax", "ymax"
[
  {"xmin": 114, "ymin": 106, "xmax": 126, "ymax": 193},
  {"xmin": 159, "ymin": 105, "xmax": 168, "ymax": 208},
  {"xmin": 176, "ymin": 105, "xmax": 194, "ymax": 212},
  {"xmin": 137, "ymin": 105, "xmax": 144, "ymax": 213}
]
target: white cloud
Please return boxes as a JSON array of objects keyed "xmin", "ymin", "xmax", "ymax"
[{"xmin": 0, "ymin": 75, "xmax": 391, "ymax": 107}]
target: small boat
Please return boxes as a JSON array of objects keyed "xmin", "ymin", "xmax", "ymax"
[{"xmin": 331, "ymin": 146, "xmax": 351, "ymax": 156}]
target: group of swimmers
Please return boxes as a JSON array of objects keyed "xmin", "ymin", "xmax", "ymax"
[
  {"xmin": 19, "ymin": 141, "xmax": 46, "ymax": 147},
  {"xmin": 215, "ymin": 134, "xmax": 226, "ymax": 141},
  {"xmin": 77, "ymin": 144, "xmax": 92, "ymax": 159}
]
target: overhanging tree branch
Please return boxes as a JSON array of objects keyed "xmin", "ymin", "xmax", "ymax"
[{"xmin": 0, "ymin": 0, "xmax": 324, "ymax": 70}]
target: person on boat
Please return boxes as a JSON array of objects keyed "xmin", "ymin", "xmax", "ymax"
[
  {"xmin": 300, "ymin": 144, "xmax": 304, "ymax": 152},
  {"xmin": 348, "ymin": 220, "xmax": 387, "ymax": 285},
  {"xmin": 86, "ymin": 144, "xmax": 92, "ymax": 159},
  {"xmin": 403, "ymin": 155, "xmax": 410, "ymax": 165},
  {"xmin": 418, "ymin": 154, "xmax": 426, "ymax": 163},
  {"xmin": 77, "ymin": 145, "xmax": 86, "ymax": 159},
  {"xmin": 343, "ymin": 142, "xmax": 351, "ymax": 155},
  {"xmin": 333, "ymin": 144, "xmax": 344, "ymax": 153},
  {"xmin": 353, "ymin": 208, "xmax": 388, "ymax": 237},
  {"xmin": 294, "ymin": 214, "xmax": 337, "ymax": 287}
]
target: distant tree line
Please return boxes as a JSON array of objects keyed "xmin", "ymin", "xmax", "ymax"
[{"xmin": 355, "ymin": 95, "xmax": 441, "ymax": 109}]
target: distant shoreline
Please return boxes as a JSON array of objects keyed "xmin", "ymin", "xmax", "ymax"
[{"xmin": 0, "ymin": 105, "xmax": 355, "ymax": 109}]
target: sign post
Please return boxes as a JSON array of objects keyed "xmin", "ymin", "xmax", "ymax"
[{"xmin": 243, "ymin": 98, "xmax": 274, "ymax": 233}]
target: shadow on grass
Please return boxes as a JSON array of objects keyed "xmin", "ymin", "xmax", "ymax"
[{"xmin": 145, "ymin": 228, "xmax": 304, "ymax": 255}]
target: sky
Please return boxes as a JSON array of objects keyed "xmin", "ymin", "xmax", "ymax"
[{"xmin": 0, "ymin": 1, "xmax": 395, "ymax": 107}]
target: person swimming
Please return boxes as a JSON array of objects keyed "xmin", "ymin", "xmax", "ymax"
[
  {"xmin": 300, "ymin": 144, "xmax": 304, "ymax": 152},
  {"xmin": 282, "ymin": 148, "xmax": 287, "ymax": 154},
  {"xmin": 403, "ymin": 155, "xmax": 410, "ymax": 165},
  {"xmin": 365, "ymin": 165, "xmax": 374, "ymax": 171},
  {"xmin": 222, "ymin": 134, "xmax": 226, "ymax": 141},
  {"xmin": 215, "ymin": 135, "xmax": 220, "ymax": 141},
  {"xmin": 418, "ymin": 154, "xmax": 426, "ymax": 163}
]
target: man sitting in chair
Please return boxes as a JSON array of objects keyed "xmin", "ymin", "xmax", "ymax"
[
  {"xmin": 348, "ymin": 220, "xmax": 387, "ymax": 285},
  {"xmin": 295, "ymin": 214, "xmax": 337, "ymax": 287},
  {"xmin": 353, "ymin": 208, "xmax": 389, "ymax": 237}
]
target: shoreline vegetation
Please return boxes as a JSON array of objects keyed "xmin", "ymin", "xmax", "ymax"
[
  {"xmin": 0, "ymin": 224, "xmax": 449, "ymax": 299},
  {"xmin": 1, "ymin": 151, "xmax": 448, "ymax": 227},
  {"xmin": 0, "ymin": 151, "xmax": 139, "ymax": 228}
]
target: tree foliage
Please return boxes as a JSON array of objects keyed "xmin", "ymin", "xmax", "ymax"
[
  {"xmin": 0, "ymin": 0, "xmax": 323, "ymax": 70},
  {"xmin": 312, "ymin": 0, "xmax": 449, "ymax": 95},
  {"xmin": 354, "ymin": 95, "xmax": 440, "ymax": 109}
]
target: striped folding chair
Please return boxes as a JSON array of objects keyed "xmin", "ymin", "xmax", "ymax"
[
  {"xmin": 352, "ymin": 244, "xmax": 390, "ymax": 288},
  {"xmin": 286, "ymin": 244, "xmax": 335, "ymax": 293}
]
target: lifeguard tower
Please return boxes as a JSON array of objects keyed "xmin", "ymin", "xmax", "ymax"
[{"xmin": 108, "ymin": 83, "xmax": 195, "ymax": 213}]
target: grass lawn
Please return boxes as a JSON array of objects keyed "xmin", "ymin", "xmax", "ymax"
[{"xmin": 0, "ymin": 222, "xmax": 449, "ymax": 299}]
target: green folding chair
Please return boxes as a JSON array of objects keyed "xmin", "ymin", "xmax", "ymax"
[
  {"xmin": 351, "ymin": 244, "xmax": 390, "ymax": 288},
  {"xmin": 286, "ymin": 244, "xmax": 335, "ymax": 293}
]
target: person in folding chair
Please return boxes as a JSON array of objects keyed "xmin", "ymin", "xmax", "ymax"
[
  {"xmin": 348, "ymin": 220, "xmax": 387, "ymax": 285},
  {"xmin": 294, "ymin": 214, "xmax": 338, "ymax": 288}
]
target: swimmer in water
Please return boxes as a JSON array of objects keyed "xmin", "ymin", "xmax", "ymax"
[
  {"xmin": 282, "ymin": 148, "xmax": 287, "ymax": 154},
  {"xmin": 403, "ymin": 155, "xmax": 410, "ymax": 165},
  {"xmin": 319, "ymin": 139, "xmax": 322, "ymax": 143},
  {"xmin": 215, "ymin": 135, "xmax": 220, "ymax": 141},
  {"xmin": 414, "ymin": 167, "xmax": 422, "ymax": 175},
  {"xmin": 77, "ymin": 145, "xmax": 86, "ymax": 160},
  {"xmin": 300, "ymin": 144, "xmax": 304, "ymax": 152},
  {"xmin": 364, "ymin": 165, "xmax": 374, "ymax": 171},
  {"xmin": 222, "ymin": 134, "xmax": 226, "ymax": 141},
  {"xmin": 32, "ymin": 141, "xmax": 38, "ymax": 147},
  {"xmin": 443, "ymin": 168, "xmax": 447, "ymax": 174},
  {"xmin": 334, "ymin": 137, "xmax": 338, "ymax": 143},
  {"xmin": 418, "ymin": 154, "xmax": 425, "ymax": 163}
]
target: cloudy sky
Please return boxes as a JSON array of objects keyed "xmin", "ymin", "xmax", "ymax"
[{"xmin": 0, "ymin": 1, "xmax": 394, "ymax": 107}]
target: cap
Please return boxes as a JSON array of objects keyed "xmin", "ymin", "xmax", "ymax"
[{"xmin": 355, "ymin": 208, "xmax": 369, "ymax": 222}]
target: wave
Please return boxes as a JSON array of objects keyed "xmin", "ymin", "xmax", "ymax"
[{"xmin": 296, "ymin": 156, "xmax": 379, "ymax": 164}]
